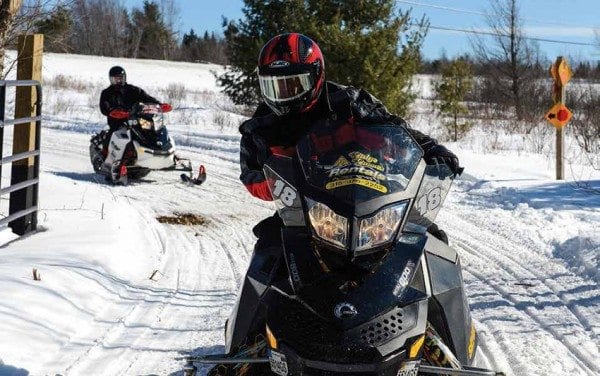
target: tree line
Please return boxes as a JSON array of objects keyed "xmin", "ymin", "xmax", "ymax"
[
  {"xmin": 2, "ymin": 0, "xmax": 599, "ymax": 153},
  {"xmin": 31, "ymin": 0, "xmax": 227, "ymax": 64}
]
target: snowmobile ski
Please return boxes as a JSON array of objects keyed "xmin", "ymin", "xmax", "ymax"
[
  {"xmin": 181, "ymin": 164, "xmax": 206, "ymax": 186},
  {"xmin": 177, "ymin": 354, "xmax": 504, "ymax": 376}
]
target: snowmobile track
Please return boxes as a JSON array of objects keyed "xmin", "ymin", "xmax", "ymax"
[{"xmin": 454, "ymin": 237, "xmax": 600, "ymax": 376}]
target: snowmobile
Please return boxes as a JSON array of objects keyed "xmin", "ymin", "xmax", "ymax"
[
  {"xmin": 180, "ymin": 121, "xmax": 503, "ymax": 376},
  {"xmin": 89, "ymin": 102, "xmax": 206, "ymax": 185}
]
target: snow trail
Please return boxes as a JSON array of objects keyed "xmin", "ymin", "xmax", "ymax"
[{"xmin": 1, "ymin": 53, "xmax": 597, "ymax": 375}]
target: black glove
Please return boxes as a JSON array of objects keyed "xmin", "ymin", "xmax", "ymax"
[{"xmin": 423, "ymin": 144, "xmax": 462, "ymax": 175}]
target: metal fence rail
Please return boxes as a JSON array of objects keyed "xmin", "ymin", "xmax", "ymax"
[{"xmin": 0, "ymin": 80, "xmax": 42, "ymax": 235}]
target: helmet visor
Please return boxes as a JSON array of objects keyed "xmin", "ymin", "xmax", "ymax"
[{"xmin": 259, "ymin": 73, "xmax": 314, "ymax": 102}]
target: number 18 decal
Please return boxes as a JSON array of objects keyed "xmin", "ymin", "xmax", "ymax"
[
  {"xmin": 415, "ymin": 187, "xmax": 442, "ymax": 215},
  {"xmin": 273, "ymin": 179, "xmax": 297, "ymax": 206}
]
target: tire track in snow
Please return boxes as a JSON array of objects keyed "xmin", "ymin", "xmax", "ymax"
[
  {"xmin": 451, "ymin": 234, "xmax": 599, "ymax": 376},
  {"xmin": 454, "ymin": 225, "xmax": 599, "ymax": 337},
  {"xmin": 105, "ymin": 171, "xmax": 248, "ymax": 374},
  {"xmin": 460, "ymin": 270, "xmax": 521, "ymax": 376},
  {"xmin": 58, "ymin": 205, "xmax": 176, "ymax": 375},
  {"xmin": 442, "ymin": 204, "xmax": 600, "ymax": 342}
]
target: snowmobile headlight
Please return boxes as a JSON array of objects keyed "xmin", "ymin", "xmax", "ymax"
[
  {"xmin": 306, "ymin": 198, "xmax": 348, "ymax": 249},
  {"xmin": 139, "ymin": 117, "xmax": 152, "ymax": 129},
  {"xmin": 356, "ymin": 202, "xmax": 408, "ymax": 253}
]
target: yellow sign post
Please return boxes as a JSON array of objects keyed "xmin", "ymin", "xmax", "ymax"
[{"xmin": 546, "ymin": 57, "xmax": 572, "ymax": 180}]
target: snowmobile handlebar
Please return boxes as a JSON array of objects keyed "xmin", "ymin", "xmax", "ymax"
[
  {"xmin": 108, "ymin": 103, "xmax": 172, "ymax": 120},
  {"xmin": 108, "ymin": 108, "xmax": 129, "ymax": 119}
]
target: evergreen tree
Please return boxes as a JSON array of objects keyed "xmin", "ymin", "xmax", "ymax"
[
  {"xmin": 219, "ymin": 0, "xmax": 428, "ymax": 116},
  {"xmin": 131, "ymin": 1, "xmax": 175, "ymax": 60},
  {"xmin": 182, "ymin": 28, "xmax": 199, "ymax": 46},
  {"xmin": 180, "ymin": 29, "xmax": 228, "ymax": 64},
  {"xmin": 181, "ymin": 28, "xmax": 200, "ymax": 60},
  {"xmin": 35, "ymin": 6, "xmax": 73, "ymax": 53},
  {"xmin": 434, "ymin": 58, "xmax": 473, "ymax": 141}
]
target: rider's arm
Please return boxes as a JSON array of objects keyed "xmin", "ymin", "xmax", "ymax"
[
  {"xmin": 239, "ymin": 128, "xmax": 273, "ymax": 201},
  {"xmin": 99, "ymin": 89, "xmax": 112, "ymax": 116},
  {"xmin": 132, "ymin": 86, "xmax": 160, "ymax": 104},
  {"xmin": 348, "ymin": 87, "xmax": 460, "ymax": 171},
  {"xmin": 348, "ymin": 87, "xmax": 438, "ymax": 150},
  {"xmin": 358, "ymin": 88, "xmax": 461, "ymax": 172}
]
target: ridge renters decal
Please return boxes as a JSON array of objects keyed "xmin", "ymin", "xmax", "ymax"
[{"xmin": 325, "ymin": 152, "xmax": 387, "ymax": 193}]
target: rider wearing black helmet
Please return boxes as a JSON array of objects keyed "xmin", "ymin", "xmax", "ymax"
[
  {"xmin": 99, "ymin": 66, "xmax": 161, "ymax": 132},
  {"xmin": 92, "ymin": 66, "xmax": 162, "ymax": 178}
]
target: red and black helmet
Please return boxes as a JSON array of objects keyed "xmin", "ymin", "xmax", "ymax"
[{"xmin": 257, "ymin": 33, "xmax": 325, "ymax": 116}]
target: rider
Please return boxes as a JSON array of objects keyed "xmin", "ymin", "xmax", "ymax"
[
  {"xmin": 96, "ymin": 66, "xmax": 161, "ymax": 176},
  {"xmin": 209, "ymin": 32, "xmax": 461, "ymax": 374},
  {"xmin": 99, "ymin": 65, "xmax": 161, "ymax": 132},
  {"xmin": 241, "ymin": 33, "xmax": 458, "ymax": 241}
]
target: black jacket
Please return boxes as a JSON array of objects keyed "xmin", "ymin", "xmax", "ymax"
[
  {"xmin": 99, "ymin": 83, "xmax": 160, "ymax": 129},
  {"xmin": 239, "ymin": 81, "xmax": 440, "ymax": 200}
]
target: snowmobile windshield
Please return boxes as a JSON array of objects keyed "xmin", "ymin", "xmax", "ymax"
[
  {"xmin": 135, "ymin": 103, "xmax": 164, "ymax": 130},
  {"xmin": 297, "ymin": 123, "xmax": 423, "ymax": 204}
]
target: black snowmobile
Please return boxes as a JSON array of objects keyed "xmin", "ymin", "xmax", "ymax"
[
  {"xmin": 89, "ymin": 102, "xmax": 206, "ymax": 185},
  {"xmin": 181, "ymin": 121, "xmax": 503, "ymax": 376}
]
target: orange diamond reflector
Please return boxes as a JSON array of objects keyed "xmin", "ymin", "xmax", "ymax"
[{"xmin": 545, "ymin": 103, "xmax": 572, "ymax": 128}]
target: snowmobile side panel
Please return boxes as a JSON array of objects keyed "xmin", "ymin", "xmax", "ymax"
[
  {"xmin": 426, "ymin": 251, "xmax": 463, "ymax": 296},
  {"xmin": 225, "ymin": 245, "xmax": 285, "ymax": 354},
  {"xmin": 104, "ymin": 128, "xmax": 130, "ymax": 167},
  {"xmin": 134, "ymin": 140, "xmax": 176, "ymax": 170},
  {"xmin": 426, "ymin": 252, "xmax": 474, "ymax": 365},
  {"xmin": 280, "ymin": 228, "xmax": 323, "ymax": 294},
  {"xmin": 424, "ymin": 232, "xmax": 458, "ymax": 263}
]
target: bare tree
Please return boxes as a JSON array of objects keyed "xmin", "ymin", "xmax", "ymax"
[
  {"xmin": 472, "ymin": 0, "xmax": 541, "ymax": 121},
  {"xmin": 1, "ymin": 0, "xmax": 75, "ymax": 78},
  {"xmin": 0, "ymin": 0, "xmax": 23, "ymax": 78},
  {"xmin": 70, "ymin": 0, "xmax": 132, "ymax": 57},
  {"xmin": 160, "ymin": 0, "xmax": 179, "ymax": 59},
  {"xmin": 571, "ymin": 84, "xmax": 600, "ymax": 155}
]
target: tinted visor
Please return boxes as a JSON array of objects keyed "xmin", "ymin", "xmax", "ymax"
[{"xmin": 259, "ymin": 73, "xmax": 314, "ymax": 102}]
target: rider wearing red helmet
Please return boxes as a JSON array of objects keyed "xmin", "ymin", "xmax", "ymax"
[
  {"xmin": 210, "ymin": 33, "xmax": 459, "ymax": 374},
  {"xmin": 240, "ymin": 33, "xmax": 459, "ymax": 202}
]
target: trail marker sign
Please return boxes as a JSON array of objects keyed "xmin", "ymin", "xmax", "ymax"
[
  {"xmin": 547, "ymin": 56, "xmax": 572, "ymax": 180},
  {"xmin": 545, "ymin": 103, "xmax": 572, "ymax": 128}
]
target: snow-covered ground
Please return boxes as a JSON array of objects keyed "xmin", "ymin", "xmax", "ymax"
[{"xmin": 0, "ymin": 52, "xmax": 598, "ymax": 376}]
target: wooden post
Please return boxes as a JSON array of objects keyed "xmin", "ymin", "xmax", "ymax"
[
  {"xmin": 546, "ymin": 56, "xmax": 573, "ymax": 181},
  {"xmin": 555, "ymin": 77, "xmax": 565, "ymax": 180},
  {"xmin": 9, "ymin": 0, "xmax": 23, "ymax": 13},
  {"xmin": 556, "ymin": 127, "xmax": 564, "ymax": 180},
  {"xmin": 9, "ymin": 34, "xmax": 43, "ymax": 235},
  {"xmin": 552, "ymin": 57, "xmax": 565, "ymax": 181}
]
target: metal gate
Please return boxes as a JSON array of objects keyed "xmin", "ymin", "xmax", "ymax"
[{"xmin": 0, "ymin": 80, "xmax": 42, "ymax": 235}]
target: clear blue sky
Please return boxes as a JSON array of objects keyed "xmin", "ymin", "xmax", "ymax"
[{"xmin": 127, "ymin": 0, "xmax": 599, "ymax": 62}]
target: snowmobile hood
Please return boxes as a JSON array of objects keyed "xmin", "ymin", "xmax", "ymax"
[{"xmin": 281, "ymin": 227, "xmax": 428, "ymax": 330}]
